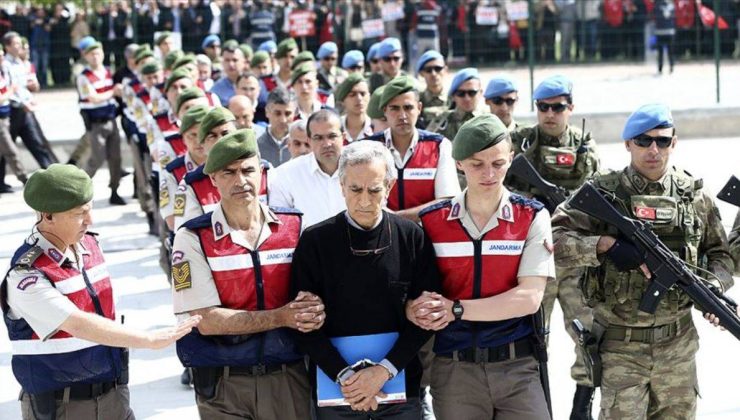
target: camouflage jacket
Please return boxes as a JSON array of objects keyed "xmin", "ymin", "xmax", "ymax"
[
  {"xmin": 426, "ymin": 108, "xmax": 479, "ymax": 143},
  {"xmin": 508, "ymin": 124, "xmax": 600, "ymax": 192},
  {"xmin": 551, "ymin": 166, "xmax": 734, "ymax": 327},
  {"xmin": 419, "ymin": 89, "xmax": 447, "ymax": 129},
  {"xmin": 730, "ymin": 210, "xmax": 740, "ymax": 276}
]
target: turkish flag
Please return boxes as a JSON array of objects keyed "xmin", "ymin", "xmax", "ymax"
[
  {"xmin": 634, "ymin": 206, "xmax": 657, "ymax": 220},
  {"xmin": 699, "ymin": 5, "xmax": 729, "ymax": 30},
  {"xmin": 556, "ymin": 154, "xmax": 575, "ymax": 166}
]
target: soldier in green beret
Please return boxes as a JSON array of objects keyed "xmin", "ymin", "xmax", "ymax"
[
  {"xmin": 275, "ymin": 38, "xmax": 299, "ymax": 89},
  {"xmin": 172, "ymin": 54, "xmax": 199, "ymax": 81},
  {"xmin": 291, "ymin": 50, "xmax": 315, "ymax": 71},
  {"xmin": 291, "ymin": 62, "xmax": 334, "ymax": 121},
  {"xmin": 251, "ymin": 51, "xmax": 272, "ymax": 78},
  {"xmin": 171, "ymin": 130, "xmax": 322, "ymax": 418},
  {"xmin": 406, "ymin": 114, "xmax": 554, "ymax": 420},
  {"xmin": 164, "ymin": 50, "xmax": 184, "ymax": 75},
  {"xmin": 155, "ymin": 31, "xmax": 174, "ymax": 57},
  {"xmin": 174, "ymin": 86, "xmax": 208, "ymax": 117},
  {"xmin": 334, "ymin": 73, "xmax": 372, "ymax": 142},
  {"xmin": 3, "ymin": 164, "xmax": 200, "ymax": 420},
  {"xmin": 366, "ymin": 85, "xmax": 389, "ymax": 133},
  {"xmin": 239, "ymin": 44, "xmax": 254, "ymax": 70}
]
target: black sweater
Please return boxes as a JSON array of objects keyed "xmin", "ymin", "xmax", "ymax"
[{"xmin": 291, "ymin": 211, "xmax": 440, "ymax": 397}]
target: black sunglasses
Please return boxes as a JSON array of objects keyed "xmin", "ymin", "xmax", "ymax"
[
  {"xmin": 536, "ymin": 102, "xmax": 569, "ymax": 113},
  {"xmin": 349, "ymin": 65, "xmax": 363, "ymax": 71},
  {"xmin": 382, "ymin": 56, "xmax": 402, "ymax": 63},
  {"xmin": 490, "ymin": 97, "xmax": 517, "ymax": 106},
  {"xmin": 632, "ymin": 134, "xmax": 673, "ymax": 148},
  {"xmin": 322, "ymin": 56, "xmax": 337, "ymax": 61},
  {"xmin": 422, "ymin": 65, "xmax": 444, "ymax": 74},
  {"xmin": 370, "ymin": 59, "xmax": 379, "ymax": 64},
  {"xmin": 347, "ymin": 219, "xmax": 392, "ymax": 256},
  {"xmin": 454, "ymin": 89, "xmax": 479, "ymax": 98}
]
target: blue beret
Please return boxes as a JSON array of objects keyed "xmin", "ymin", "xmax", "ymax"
[
  {"xmin": 378, "ymin": 38, "xmax": 402, "ymax": 58},
  {"xmin": 367, "ymin": 42, "xmax": 381, "ymax": 61},
  {"xmin": 341, "ymin": 50, "xmax": 364, "ymax": 69},
  {"xmin": 622, "ymin": 103, "xmax": 674, "ymax": 140},
  {"xmin": 415, "ymin": 50, "xmax": 444, "ymax": 75},
  {"xmin": 201, "ymin": 34, "xmax": 221, "ymax": 50},
  {"xmin": 258, "ymin": 40, "xmax": 277, "ymax": 54},
  {"xmin": 77, "ymin": 36, "xmax": 96, "ymax": 52},
  {"xmin": 317, "ymin": 42, "xmax": 338, "ymax": 59},
  {"xmin": 484, "ymin": 76, "xmax": 518, "ymax": 99},
  {"xmin": 449, "ymin": 68, "xmax": 480, "ymax": 95},
  {"xmin": 533, "ymin": 75, "xmax": 573, "ymax": 100}
]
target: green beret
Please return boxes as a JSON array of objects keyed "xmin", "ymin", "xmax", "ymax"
[
  {"xmin": 173, "ymin": 54, "xmax": 197, "ymax": 71},
  {"xmin": 379, "ymin": 76, "xmax": 418, "ymax": 110},
  {"xmin": 223, "ymin": 39, "xmax": 240, "ymax": 52},
  {"xmin": 83, "ymin": 42, "xmax": 103, "ymax": 55},
  {"xmin": 140, "ymin": 61, "xmax": 161, "ymax": 76},
  {"xmin": 291, "ymin": 51, "xmax": 315, "ymax": 70},
  {"xmin": 366, "ymin": 86, "xmax": 387, "ymax": 120},
  {"xmin": 134, "ymin": 45, "xmax": 153, "ymax": 64},
  {"xmin": 164, "ymin": 50, "xmax": 184, "ymax": 71},
  {"xmin": 164, "ymin": 68, "xmax": 191, "ymax": 92},
  {"xmin": 290, "ymin": 62, "xmax": 316, "ymax": 86},
  {"xmin": 239, "ymin": 43, "xmax": 254, "ymax": 61},
  {"xmin": 199, "ymin": 107, "xmax": 236, "ymax": 144},
  {"xmin": 334, "ymin": 73, "xmax": 365, "ymax": 103},
  {"xmin": 156, "ymin": 31, "xmax": 172, "ymax": 46},
  {"xmin": 204, "ymin": 129, "xmax": 259, "ymax": 175},
  {"xmin": 175, "ymin": 87, "xmax": 205, "ymax": 115},
  {"xmin": 251, "ymin": 51, "xmax": 270, "ymax": 67},
  {"xmin": 276, "ymin": 38, "xmax": 298, "ymax": 58},
  {"xmin": 180, "ymin": 104, "xmax": 210, "ymax": 135},
  {"xmin": 24, "ymin": 164, "xmax": 93, "ymax": 213},
  {"xmin": 452, "ymin": 114, "xmax": 509, "ymax": 161}
]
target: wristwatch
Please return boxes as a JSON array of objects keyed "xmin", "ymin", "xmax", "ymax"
[{"xmin": 452, "ymin": 300, "xmax": 464, "ymax": 321}]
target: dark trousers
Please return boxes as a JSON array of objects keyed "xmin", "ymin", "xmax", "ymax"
[
  {"xmin": 316, "ymin": 398, "xmax": 421, "ymax": 420},
  {"xmin": 0, "ymin": 106, "xmax": 56, "ymax": 184},
  {"xmin": 656, "ymin": 34, "xmax": 675, "ymax": 73}
]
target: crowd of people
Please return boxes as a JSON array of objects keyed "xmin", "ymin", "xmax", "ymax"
[
  {"xmin": 1, "ymin": 4, "xmax": 740, "ymax": 420},
  {"xmin": 1, "ymin": 0, "xmax": 740, "ymax": 87}
]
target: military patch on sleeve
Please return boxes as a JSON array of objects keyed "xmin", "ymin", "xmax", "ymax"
[
  {"xmin": 172, "ymin": 261, "xmax": 192, "ymax": 291},
  {"xmin": 159, "ymin": 188, "xmax": 170, "ymax": 208},
  {"xmin": 16, "ymin": 275, "xmax": 38, "ymax": 291},
  {"xmin": 173, "ymin": 193, "xmax": 186, "ymax": 216}
]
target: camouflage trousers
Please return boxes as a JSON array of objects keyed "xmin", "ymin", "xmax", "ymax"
[
  {"xmin": 542, "ymin": 266, "xmax": 593, "ymax": 386},
  {"xmin": 598, "ymin": 320, "xmax": 699, "ymax": 420}
]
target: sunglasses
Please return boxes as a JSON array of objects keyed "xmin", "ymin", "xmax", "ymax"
[
  {"xmin": 370, "ymin": 59, "xmax": 379, "ymax": 64},
  {"xmin": 322, "ymin": 56, "xmax": 337, "ymax": 61},
  {"xmin": 454, "ymin": 89, "xmax": 479, "ymax": 98},
  {"xmin": 422, "ymin": 65, "xmax": 444, "ymax": 74},
  {"xmin": 490, "ymin": 97, "xmax": 517, "ymax": 106},
  {"xmin": 348, "ymin": 65, "xmax": 363, "ymax": 71},
  {"xmin": 382, "ymin": 56, "xmax": 402, "ymax": 63},
  {"xmin": 536, "ymin": 102, "xmax": 569, "ymax": 113},
  {"xmin": 632, "ymin": 134, "xmax": 673, "ymax": 148}
]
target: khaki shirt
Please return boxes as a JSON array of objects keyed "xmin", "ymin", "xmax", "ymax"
[
  {"xmin": 447, "ymin": 189, "xmax": 556, "ymax": 280},
  {"xmin": 172, "ymin": 203, "xmax": 280, "ymax": 315}
]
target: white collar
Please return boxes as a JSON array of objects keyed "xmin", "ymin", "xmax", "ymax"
[
  {"xmin": 211, "ymin": 202, "xmax": 280, "ymax": 242},
  {"xmin": 33, "ymin": 232, "xmax": 90, "ymax": 267},
  {"xmin": 447, "ymin": 188, "xmax": 515, "ymax": 224}
]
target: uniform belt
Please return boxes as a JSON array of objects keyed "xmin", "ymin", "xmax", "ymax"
[
  {"xmin": 603, "ymin": 312, "xmax": 692, "ymax": 344},
  {"xmin": 53, "ymin": 381, "xmax": 117, "ymax": 400},
  {"xmin": 225, "ymin": 361, "xmax": 297, "ymax": 377},
  {"xmin": 438, "ymin": 338, "xmax": 534, "ymax": 363}
]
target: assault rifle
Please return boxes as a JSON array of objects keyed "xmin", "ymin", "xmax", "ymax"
[
  {"xmin": 569, "ymin": 183, "xmax": 740, "ymax": 340},
  {"xmin": 509, "ymin": 154, "xmax": 569, "ymax": 212},
  {"xmin": 717, "ymin": 175, "xmax": 740, "ymax": 207}
]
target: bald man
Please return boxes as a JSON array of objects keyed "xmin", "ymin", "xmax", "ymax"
[{"xmin": 228, "ymin": 95, "xmax": 264, "ymax": 138}]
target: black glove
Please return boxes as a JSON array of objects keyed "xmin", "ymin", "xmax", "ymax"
[{"xmin": 605, "ymin": 239, "xmax": 646, "ymax": 272}]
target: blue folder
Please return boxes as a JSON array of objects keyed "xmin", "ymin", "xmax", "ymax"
[{"xmin": 317, "ymin": 332, "xmax": 407, "ymax": 407}]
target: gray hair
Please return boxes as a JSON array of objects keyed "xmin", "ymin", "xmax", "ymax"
[
  {"xmin": 338, "ymin": 141, "xmax": 397, "ymax": 185},
  {"xmin": 196, "ymin": 54, "xmax": 212, "ymax": 66},
  {"xmin": 289, "ymin": 119, "xmax": 307, "ymax": 135},
  {"xmin": 124, "ymin": 43, "xmax": 139, "ymax": 59}
]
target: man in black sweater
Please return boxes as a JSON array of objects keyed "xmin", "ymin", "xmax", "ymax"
[{"xmin": 291, "ymin": 137, "xmax": 440, "ymax": 419}]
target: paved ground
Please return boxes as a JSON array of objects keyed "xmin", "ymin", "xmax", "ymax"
[{"xmin": 0, "ymin": 137, "xmax": 738, "ymax": 419}]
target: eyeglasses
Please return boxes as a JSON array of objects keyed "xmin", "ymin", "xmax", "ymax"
[
  {"xmin": 349, "ymin": 65, "xmax": 363, "ymax": 71},
  {"xmin": 632, "ymin": 134, "xmax": 673, "ymax": 148},
  {"xmin": 454, "ymin": 89, "xmax": 480, "ymax": 98},
  {"xmin": 490, "ymin": 96, "xmax": 517, "ymax": 106},
  {"xmin": 536, "ymin": 102, "xmax": 569, "ymax": 113},
  {"xmin": 382, "ymin": 56, "xmax": 402, "ymax": 63},
  {"xmin": 347, "ymin": 218, "xmax": 392, "ymax": 256},
  {"xmin": 422, "ymin": 65, "xmax": 444, "ymax": 74}
]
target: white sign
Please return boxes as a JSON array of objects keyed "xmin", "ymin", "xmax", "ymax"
[
  {"xmin": 506, "ymin": 1, "xmax": 529, "ymax": 21},
  {"xmin": 475, "ymin": 7, "xmax": 499, "ymax": 25},
  {"xmin": 362, "ymin": 19, "xmax": 386, "ymax": 39},
  {"xmin": 382, "ymin": 2, "xmax": 405, "ymax": 22}
]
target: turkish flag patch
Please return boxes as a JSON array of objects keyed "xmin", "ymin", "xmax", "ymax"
[
  {"xmin": 556, "ymin": 154, "xmax": 575, "ymax": 165},
  {"xmin": 634, "ymin": 206, "xmax": 657, "ymax": 220}
]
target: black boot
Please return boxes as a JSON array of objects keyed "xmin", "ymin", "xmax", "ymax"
[
  {"xmin": 146, "ymin": 212, "xmax": 157, "ymax": 236},
  {"xmin": 180, "ymin": 368, "xmax": 192, "ymax": 386},
  {"xmin": 570, "ymin": 385, "xmax": 595, "ymax": 420},
  {"xmin": 109, "ymin": 189, "xmax": 127, "ymax": 205}
]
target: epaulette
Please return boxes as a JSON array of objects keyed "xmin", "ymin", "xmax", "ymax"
[
  {"xmin": 269, "ymin": 206, "xmax": 303, "ymax": 216},
  {"xmin": 418, "ymin": 129, "xmax": 444, "ymax": 142},
  {"xmin": 418, "ymin": 199, "xmax": 452, "ymax": 218},
  {"xmin": 166, "ymin": 156, "xmax": 186, "ymax": 173},
  {"xmin": 509, "ymin": 193, "xmax": 545, "ymax": 212},
  {"xmin": 13, "ymin": 245, "xmax": 43, "ymax": 268},
  {"xmin": 184, "ymin": 165, "xmax": 206, "ymax": 185},
  {"xmin": 591, "ymin": 169, "xmax": 622, "ymax": 192},
  {"xmin": 180, "ymin": 212, "xmax": 213, "ymax": 231}
]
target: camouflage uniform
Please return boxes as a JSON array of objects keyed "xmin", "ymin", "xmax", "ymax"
[
  {"xmin": 551, "ymin": 166, "xmax": 734, "ymax": 420},
  {"xmin": 419, "ymin": 89, "xmax": 447, "ymax": 129},
  {"xmin": 368, "ymin": 70, "xmax": 406, "ymax": 94},
  {"xmin": 509, "ymin": 123, "xmax": 601, "ymax": 387},
  {"xmin": 317, "ymin": 66, "xmax": 348, "ymax": 92},
  {"xmin": 730, "ymin": 210, "xmax": 740, "ymax": 276},
  {"xmin": 426, "ymin": 108, "xmax": 479, "ymax": 144}
]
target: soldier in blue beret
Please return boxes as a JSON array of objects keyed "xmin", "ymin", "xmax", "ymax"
[
  {"xmin": 427, "ymin": 68, "xmax": 483, "ymax": 145},
  {"xmin": 484, "ymin": 75, "xmax": 520, "ymax": 131},
  {"xmin": 416, "ymin": 50, "xmax": 448, "ymax": 128},
  {"xmin": 369, "ymin": 38, "xmax": 405, "ymax": 93},
  {"xmin": 317, "ymin": 41, "xmax": 347, "ymax": 92},
  {"xmin": 366, "ymin": 42, "xmax": 382, "ymax": 76},
  {"xmin": 552, "ymin": 103, "xmax": 734, "ymax": 420},
  {"xmin": 508, "ymin": 74, "xmax": 602, "ymax": 418},
  {"xmin": 341, "ymin": 50, "xmax": 365, "ymax": 75}
]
